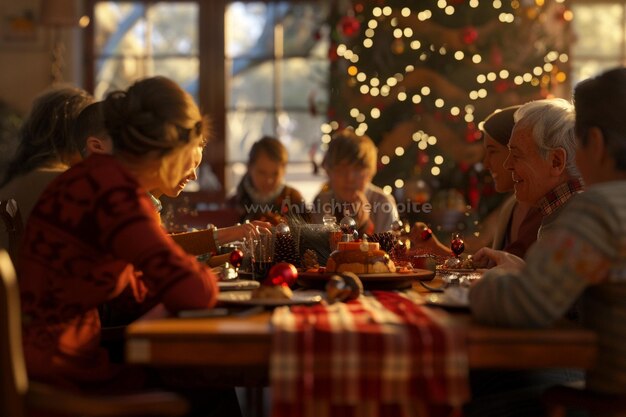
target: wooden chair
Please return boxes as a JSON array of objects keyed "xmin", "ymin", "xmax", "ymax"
[
  {"xmin": 0, "ymin": 199, "xmax": 24, "ymax": 261},
  {"xmin": 543, "ymin": 384, "xmax": 626, "ymax": 417},
  {"xmin": 0, "ymin": 249, "xmax": 190, "ymax": 417}
]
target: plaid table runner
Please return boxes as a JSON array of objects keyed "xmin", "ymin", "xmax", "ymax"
[{"xmin": 270, "ymin": 291, "xmax": 469, "ymax": 417}]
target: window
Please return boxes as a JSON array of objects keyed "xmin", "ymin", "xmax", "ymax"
[
  {"xmin": 224, "ymin": 2, "xmax": 330, "ymax": 202},
  {"xmin": 570, "ymin": 1, "xmax": 626, "ymax": 86},
  {"xmin": 91, "ymin": 2, "xmax": 200, "ymax": 100},
  {"xmin": 86, "ymin": 0, "xmax": 330, "ymax": 203}
]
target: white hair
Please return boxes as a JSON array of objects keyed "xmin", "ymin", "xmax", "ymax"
[{"xmin": 513, "ymin": 98, "xmax": 580, "ymax": 177}]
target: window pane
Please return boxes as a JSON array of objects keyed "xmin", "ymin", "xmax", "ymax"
[
  {"xmin": 280, "ymin": 3, "xmax": 330, "ymax": 57},
  {"xmin": 227, "ymin": 59, "xmax": 274, "ymax": 108},
  {"xmin": 95, "ymin": 56, "xmax": 146, "ymax": 97},
  {"xmin": 94, "ymin": 2, "xmax": 145, "ymax": 55},
  {"xmin": 151, "ymin": 3, "xmax": 198, "ymax": 55},
  {"xmin": 571, "ymin": 58, "xmax": 623, "ymax": 86},
  {"xmin": 276, "ymin": 111, "xmax": 325, "ymax": 162},
  {"xmin": 153, "ymin": 58, "xmax": 199, "ymax": 99},
  {"xmin": 225, "ymin": 2, "xmax": 274, "ymax": 58},
  {"xmin": 571, "ymin": 4, "xmax": 623, "ymax": 57},
  {"xmin": 227, "ymin": 110, "xmax": 274, "ymax": 162},
  {"xmin": 280, "ymin": 58, "xmax": 328, "ymax": 109}
]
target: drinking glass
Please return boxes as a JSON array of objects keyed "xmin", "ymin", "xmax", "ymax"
[{"xmin": 251, "ymin": 233, "xmax": 275, "ymax": 281}]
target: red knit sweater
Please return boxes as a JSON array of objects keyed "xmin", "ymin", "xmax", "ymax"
[{"xmin": 18, "ymin": 154, "xmax": 218, "ymax": 390}]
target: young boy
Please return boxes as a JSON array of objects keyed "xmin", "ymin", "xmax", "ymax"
[{"xmin": 312, "ymin": 128, "xmax": 399, "ymax": 235}]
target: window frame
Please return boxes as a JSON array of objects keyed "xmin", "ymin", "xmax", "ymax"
[
  {"xmin": 84, "ymin": 0, "xmax": 227, "ymax": 202},
  {"xmin": 83, "ymin": 0, "xmax": 325, "ymax": 203}
]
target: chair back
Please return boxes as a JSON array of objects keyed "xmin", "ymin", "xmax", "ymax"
[
  {"xmin": 0, "ymin": 199, "xmax": 24, "ymax": 261},
  {"xmin": 0, "ymin": 249, "xmax": 27, "ymax": 417}
]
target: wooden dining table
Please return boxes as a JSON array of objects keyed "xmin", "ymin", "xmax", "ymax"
[{"xmin": 125, "ymin": 282, "xmax": 598, "ymax": 377}]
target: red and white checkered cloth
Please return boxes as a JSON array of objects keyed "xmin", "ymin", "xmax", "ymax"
[{"xmin": 270, "ymin": 291, "xmax": 469, "ymax": 417}]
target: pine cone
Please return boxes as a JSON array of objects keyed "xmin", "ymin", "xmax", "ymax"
[
  {"xmin": 302, "ymin": 249, "xmax": 319, "ymax": 269},
  {"xmin": 274, "ymin": 233, "xmax": 301, "ymax": 267},
  {"xmin": 369, "ymin": 232, "xmax": 396, "ymax": 253}
]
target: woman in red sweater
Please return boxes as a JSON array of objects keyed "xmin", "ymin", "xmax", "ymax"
[{"xmin": 17, "ymin": 77, "xmax": 218, "ymax": 393}]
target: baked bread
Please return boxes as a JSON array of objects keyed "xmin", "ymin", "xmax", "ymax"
[
  {"xmin": 250, "ymin": 284, "xmax": 293, "ymax": 300},
  {"xmin": 326, "ymin": 242, "xmax": 396, "ymax": 274}
]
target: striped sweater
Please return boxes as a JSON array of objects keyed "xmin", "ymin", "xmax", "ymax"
[{"xmin": 470, "ymin": 181, "xmax": 626, "ymax": 394}]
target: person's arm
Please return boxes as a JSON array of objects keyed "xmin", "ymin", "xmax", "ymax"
[
  {"xmin": 98, "ymin": 190, "xmax": 218, "ymax": 313},
  {"xmin": 470, "ymin": 192, "xmax": 616, "ymax": 328}
]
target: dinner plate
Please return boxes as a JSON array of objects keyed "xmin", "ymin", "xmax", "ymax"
[
  {"xmin": 217, "ymin": 280, "xmax": 260, "ymax": 291},
  {"xmin": 297, "ymin": 269, "xmax": 435, "ymax": 291},
  {"xmin": 217, "ymin": 290, "xmax": 323, "ymax": 307},
  {"xmin": 424, "ymin": 287, "xmax": 470, "ymax": 310}
]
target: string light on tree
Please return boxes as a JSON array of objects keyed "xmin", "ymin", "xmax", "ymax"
[{"xmin": 326, "ymin": 0, "xmax": 570, "ymax": 233}]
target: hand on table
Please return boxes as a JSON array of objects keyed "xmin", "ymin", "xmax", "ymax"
[
  {"xmin": 407, "ymin": 222, "xmax": 452, "ymax": 258},
  {"xmin": 472, "ymin": 247, "xmax": 525, "ymax": 270},
  {"xmin": 218, "ymin": 221, "xmax": 272, "ymax": 243}
]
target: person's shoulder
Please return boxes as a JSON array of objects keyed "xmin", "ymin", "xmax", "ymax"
[
  {"xmin": 365, "ymin": 183, "xmax": 396, "ymax": 203},
  {"xmin": 283, "ymin": 184, "xmax": 305, "ymax": 201}
]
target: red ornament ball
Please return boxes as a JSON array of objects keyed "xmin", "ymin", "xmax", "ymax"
[
  {"xmin": 420, "ymin": 227, "xmax": 433, "ymax": 241},
  {"xmin": 229, "ymin": 249, "xmax": 244, "ymax": 268},
  {"xmin": 461, "ymin": 26, "xmax": 478, "ymax": 45},
  {"xmin": 340, "ymin": 15, "xmax": 360, "ymax": 37},
  {"xmin": 267, "ymin": 262, "xmax": 298, "ymax": 287},
  {"xmin": 495, "ymin": 80, "xmax": 509, "ymax": 93}
]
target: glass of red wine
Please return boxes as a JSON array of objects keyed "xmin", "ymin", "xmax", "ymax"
[{"xmin": 450, "ymin": 232, "xmax": 465, "ymax": 257}]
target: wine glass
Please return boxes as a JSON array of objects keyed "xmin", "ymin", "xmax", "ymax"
[{"xmin": 450, "ymin": 232, "xmax": 465, "ymax": 257}]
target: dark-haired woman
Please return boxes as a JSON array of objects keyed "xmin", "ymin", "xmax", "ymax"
[{"xmin": 0, "ymin": 86, "xmax": 93, "ymax": 224}]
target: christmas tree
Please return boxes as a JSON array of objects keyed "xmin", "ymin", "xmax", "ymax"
[{"xmin": 325, "ymin": 0, "xmax": 571, "ymax": 232}]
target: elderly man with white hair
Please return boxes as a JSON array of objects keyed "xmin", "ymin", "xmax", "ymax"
[
  {"xmin": 505, "ymin": 98, "xmax": 583, "ymax": 240},
  {"xmin": 464, "ymin": 98, "xmax": 585, "ymax": 417}
]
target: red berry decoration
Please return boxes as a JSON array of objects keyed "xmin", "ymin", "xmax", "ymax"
[
  {"xmin": 229, "ymin": 249, "xmax": 244, "ymax": 269},
  {"xmin": 266, "ymin": 262, "xmax": 298, "ymax": 287},
  {"xmin": 420, "ymin": 227, "xmax": 433, "ymax": 241}
]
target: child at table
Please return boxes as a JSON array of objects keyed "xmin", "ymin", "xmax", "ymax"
[
  {"xmin": 18, "ymin": 76, "xmax": 241, "ymax": 415},
  {"xmin": 228, "ymin": 136, "xmax": 306, "ymax": 224},
  {"xmin": 311, "ymin": 128, "xmax": 399, "ymax": 235}
]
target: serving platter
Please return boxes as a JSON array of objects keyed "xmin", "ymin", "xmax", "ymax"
[
  {"xmin": 297, "ymin": 268, "xmax": 435, "ymax": 290},
  {"xmin": 423, "ymin": 287, "xmax": 470, "ymax": 310},
  {"xmin": 217, "ymin": 280, "xmax": 260, "ymax": 291},
  {"xmin": 217, "ymin": 290, "xmax": 323, "ymax": 307}
]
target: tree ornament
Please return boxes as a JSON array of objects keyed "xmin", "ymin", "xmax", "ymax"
[
  {"xmin": 340, "ymin": 215, "xmax": 357, "ymax": 235},
  {"xmin": 495, "ymin": 80, "xmax": 509, "ymax": 93},
  {"xmin": 391, "ymin": 219, "xmax": 404, "ymax": 233},
  {"xmin": 420, "ymin": 226, "xmax": 433, "ymax": 241},
  {"xmin": 490, "ymin": 45, "xmax": 503, "ymax": 67},
  {"xmin": 267, "ymin": 262, "xmax": 298, "ymax": 287},
  {"xmin": 228, "ymin": 249, "xmax": 244, "ymax": 269},
  {"xmin": 275, "ymin": 222, "xmax": 290, "ymax": 235},
  {"xmin": 340, "ymin": 15, "xmax": 360, "ymax": 37},
  {"xmin": 461, "ymin": 26, "xmax": 478, "ymax": 45}
]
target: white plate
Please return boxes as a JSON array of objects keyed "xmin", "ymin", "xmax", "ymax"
[
  {"xmin": 217, "ymin": 280, "xmax": 260, "ymax": 291},
  {"xmin": 424, "ymin": 287, "xmax": 470, "ymax": 309},
  {"xmin": 218, "ymin": 290, "xmax": 323, "ymax": 307}
]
